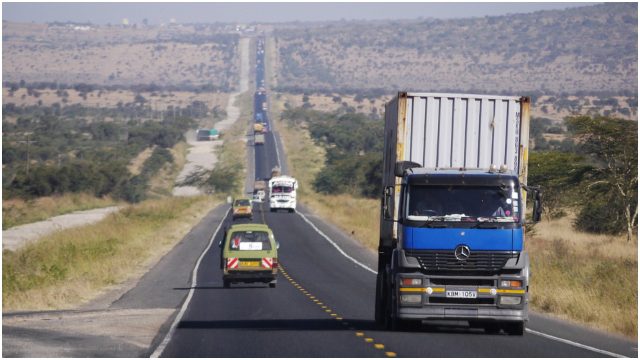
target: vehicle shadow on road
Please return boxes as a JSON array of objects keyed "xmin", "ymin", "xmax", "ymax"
[
  {"xmin": 176, "ymin": 318, "xmax": 378, "ymax": 332},
  {"xmin": 176, "ymin": 318, "xmax": 490, "ymax": 336}
]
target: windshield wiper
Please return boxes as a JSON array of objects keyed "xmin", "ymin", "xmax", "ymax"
[
  {"xmin": 417, "ymin": 222, "xmax": 448, "ymax": 228},
  {"xmin": 471, "ymin": 222, "xmax": 502, "ymax": 229}
]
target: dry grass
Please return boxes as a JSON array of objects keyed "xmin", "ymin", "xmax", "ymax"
[
  {"xmin": 127, "ymin": 146, "xmax": 155, "ymax": 176},
  {"xmin": 147, "ymin": 141, "xmax": 189, "ymax": 197},
  {"xmin": 2, "ymin": 195, "xmax": 218, "ymax": 311},
  {"xmin": 272, "ymin": 94, "xmax": 380, "ymax": 250},
  {"xmin": 529, "ymin": 214, "xmax": 638, "ymax": 338},
  {"xmin": 272, "ymin": 92, "xmax": 637, "ymax": 338},
  {"xmin": 2, "ymin": 193, "xmax": 121, "ymax": 230}
]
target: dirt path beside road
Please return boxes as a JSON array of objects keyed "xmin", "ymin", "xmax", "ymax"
[
  {"xmin": 172, "ymin": 37, "xmax": 250, "ymax": 196},
  {"xmin": 2, "ymin": 206, "xmax": 121, "ymax": 252}
]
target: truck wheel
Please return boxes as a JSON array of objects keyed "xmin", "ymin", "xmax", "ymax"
[
  {"xmin": 270, "ymin": 208, "xmax": 275, "ymax": 213},
  {"xmin": 223, "ymin": 279, "xmax": 231, "ymax": 288},
  {"xmin": 504, "ymin": 321, "xmax": 525, "ymax": 336},
  {"xmin": 269, "ymin": 281, "xmax": 277, "ymax": 288},
  {"xmin": 288, "ymin": 209, "xmax": 294, "ymax": 213}
]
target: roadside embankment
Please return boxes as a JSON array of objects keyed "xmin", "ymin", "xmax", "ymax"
[{"xmin": 2, "ymin": 195, "xmax": 219, "ymax": 311}]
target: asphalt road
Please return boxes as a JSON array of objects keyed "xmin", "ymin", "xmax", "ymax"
[
  {"xmin": 153, "ymin": 38, "xmax": 637, "ymax": 358},
  {"xmin": 154, "ymin": 164, "xmax": 637, "ymax": 357}
]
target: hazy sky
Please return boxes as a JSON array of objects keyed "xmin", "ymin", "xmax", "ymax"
[{"xmin": 2, "ymin": 2, "xmax": 595, "ymax": 24}]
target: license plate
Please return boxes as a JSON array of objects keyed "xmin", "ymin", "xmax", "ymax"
[
  {"xmin": 240, "ymin": 261, "xmax": 259, "ymax": 267},
  {"xmin": 446, "ymin": 290, "xmax": 477, "ymax": 298}
]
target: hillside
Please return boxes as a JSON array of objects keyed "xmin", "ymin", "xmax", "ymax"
[
  {"xmin": 2, "ymin": 21, "xmax": 239, "ymax": 90},
  {"xmin": 273, "ymin": 3, "xmax": 637, "ymax": 95}
]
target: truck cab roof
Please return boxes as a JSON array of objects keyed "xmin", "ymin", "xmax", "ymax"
[{"xmin": 404, "ymin": 168, "xmax": 519, "ymax": 187}]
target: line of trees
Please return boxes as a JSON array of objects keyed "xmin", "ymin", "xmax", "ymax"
[{"xmin": 3, "ymin": 104, "xmax": 195, "ymax": 202}]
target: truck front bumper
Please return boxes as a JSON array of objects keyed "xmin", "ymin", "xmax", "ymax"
[{"xmin": 398, "ymin": 306, "xmax": 526, "ymax": 321}]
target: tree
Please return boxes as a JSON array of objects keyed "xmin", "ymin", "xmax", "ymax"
[
  {"xmin": 566, "ymin": 115, "xmax": 638, "ymax": 241},
  {"xmin": 528, "ymin": 151, "xmax": 591, "ymax": 219}
]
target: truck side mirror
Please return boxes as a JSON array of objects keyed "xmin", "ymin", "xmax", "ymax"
[
  {"xmin": 383, "ymin": 186, "xmax": 393, "ymax": 220},
  {"xmin": 523, "ymin": 185, "xmax": 543, "ymax": 223},
  {"xmin": 532, "ymin": 189, "xmax": 542, "ymax": 222}
]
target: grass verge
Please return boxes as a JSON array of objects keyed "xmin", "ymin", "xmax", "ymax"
[
  {"xmin": 3, "ymin": 193, "xmax": 121, "ymax": 230},
  {"xmin": 272, "ymin": 94, "xmax": 637, "ymax": 338},
  {"xmin": 2, "ymin": 195, "xmax": 218, "ymax": 311},
  {"xmin": 528, "ymin": 215, "xmax": 637, "ymax": 337}
]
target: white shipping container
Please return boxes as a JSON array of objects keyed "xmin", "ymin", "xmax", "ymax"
[{"xmin": 393, "ymin": 92, "xmax": 529, "ymax": 173}]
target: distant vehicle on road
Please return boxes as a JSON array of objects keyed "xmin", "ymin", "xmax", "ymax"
[
  {"xmin": 220, "ymin": 223, "xmax": 279, "ymax": 288},
  {"xmin": 269, "ymin": 175, "xmax": 297, "ymax": 213},
  {"xmin": 254, "ymin": 133, "xmax": 265, "ymax": 145},
  {"xmin": 196, "ymin": 129, "xmax": 211, "ymax": 141},
  {"xmin": 253, "ymin": 180, "xmax": 267, "ymax": 202},
  {"xmin": 232, "ymin": 197, "xmax": 253, "ymax": 220}
]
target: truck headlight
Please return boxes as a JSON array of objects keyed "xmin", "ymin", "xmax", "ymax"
[
  {"xmin": 500, "ymin": 296, "xmax": 522, "ymax": 305},
  {"xmin": 400, "ymin": 294, "xmax": 422, "ymax": 304}
]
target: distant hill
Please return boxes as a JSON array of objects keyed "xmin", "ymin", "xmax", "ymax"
[
  {"xmin": 2, "ymin": 21, "xmax": 239, "ymax": 91},
  {"xmin": 273, "ymin": 3, "xmax": 637, "ymax": 96}
]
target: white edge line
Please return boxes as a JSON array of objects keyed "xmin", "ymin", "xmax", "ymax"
[
  {"xmin": 150, "ymin": 208, "xmax": 228, "ymax": 358},
  {"xmin": 526, "ymin": 328, "xmax": 627, "ymax": 358},
  {"xmin": 296, "ymin": 211, "xmax": 377, "ymax": 275},
  {"xmin": 269, "ymin": 101, "xmax": 625, "ymax": 360},
  {"xmin": 272, "ymin": 131, "xmax": 282, "ymax": 169}
]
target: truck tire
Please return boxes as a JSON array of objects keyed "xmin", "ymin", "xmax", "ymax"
[
  {"xmin": 223, "ymin": 279, "xmax": 231, "ymax": 288},
  {"xmin": 269, "ymin": 281, "xmax": 277, "ymax": 288},
  {"xmin": 504, "ymin": 321, "xmax": 525, "ymax": 336},
  {"xmin": 374, "ymin": 274, "xmax": 387, "ymax": 327}
]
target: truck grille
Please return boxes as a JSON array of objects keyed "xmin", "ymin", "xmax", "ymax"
[{"xmin": 407, "ymin": 250, "xmax": 515, "ymax": 272}]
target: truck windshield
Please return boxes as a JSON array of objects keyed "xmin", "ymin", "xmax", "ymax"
[
  {"xmin": 272, "ymin": 186, "xmax": 293, "ymax": 193},
  {"xmin": 406, "ymin": 185, "xmax": 520, "ymax": 223}
]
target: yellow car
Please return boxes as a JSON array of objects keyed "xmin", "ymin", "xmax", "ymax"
[
  {"xmin": 232, "ymin": 197, "xmax": 253, "ymax": 220},
  {"xmin": 220, "ymin": 223, "xmax": 279, "ymax": 288}
]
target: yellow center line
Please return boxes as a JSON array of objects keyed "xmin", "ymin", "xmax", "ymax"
[{"xmin": 279, "ymin": 268, "xmax": 398, "ymax": 357}]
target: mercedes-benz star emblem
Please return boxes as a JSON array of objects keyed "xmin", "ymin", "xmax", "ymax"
[{"xmin": 454, "ymin": 245, "xmax": 471, "ymax": 261}]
